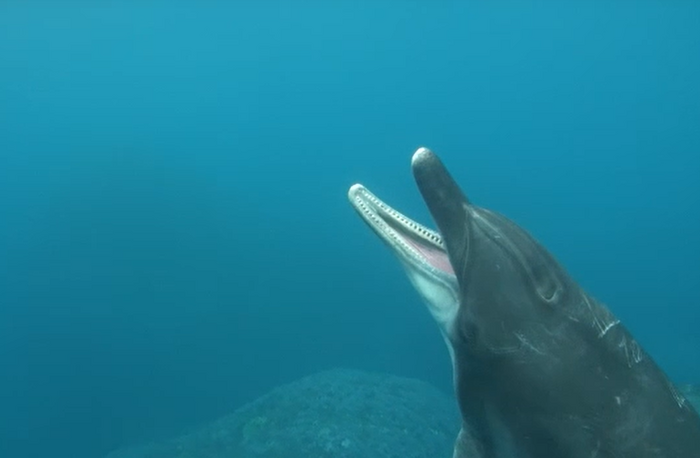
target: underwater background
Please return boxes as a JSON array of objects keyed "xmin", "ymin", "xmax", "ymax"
[{"xmin": 1, "ymin": 2, "xmax": 699, "ymax": 458}]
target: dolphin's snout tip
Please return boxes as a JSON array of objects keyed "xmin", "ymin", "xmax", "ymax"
[
  {"xmin": 348, "ymin": 183, "xmax": 365, "ymax": 200},
  {"xmin": 411, "ymin": 147, "xmax": 434, "ymax": 169}
]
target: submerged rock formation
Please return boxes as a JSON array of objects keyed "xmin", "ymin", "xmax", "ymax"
[
  {"xmin": 104, "ymin": 368, "xmax": 700, "ymax": 458},
  {"xmin": 104, "ymin": 368, "xmax": 460, "ymax": 458}
]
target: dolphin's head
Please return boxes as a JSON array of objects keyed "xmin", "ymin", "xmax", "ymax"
[
  {"xmin": 410, "ymin": 147, "xmax": 575, "ymax": 355},
  {"xmin": 349, "ymin": 147, "xmax": 575, "ymax": 357},
  {"xmin": 350, "ymin": 147, "xmax": 700, "ymax": 456}
]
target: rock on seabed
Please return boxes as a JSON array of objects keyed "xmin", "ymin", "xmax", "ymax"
[
  {"xmin": 104, "ymin": 369, "xmax": 700, "ymax": 458},
  {"xmin": 104, "ymin": 368, "xmax": 460, "ymax": 458}
]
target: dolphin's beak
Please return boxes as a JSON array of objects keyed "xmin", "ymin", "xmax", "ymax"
[
  {"xmin": 347, "ymin": 183, "xmax": 455, "ymax": 277},
  {"xmin": 347, "ymin": 155, "xmax": 461, "ymax": 333},
  {"xmin": 411, "ymin": 147, "xmax": 471, "ymax": 272}
]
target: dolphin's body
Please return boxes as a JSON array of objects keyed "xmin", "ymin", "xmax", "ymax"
[{"xmin": 348, "ymin": 147, "xmax": 700, "ymax": 457}]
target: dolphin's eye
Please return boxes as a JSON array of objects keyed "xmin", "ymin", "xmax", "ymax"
[
  {"xmin": 539, "ymin": 282, "xmax": 559, "ymax": 302},
  {"xmin": 531, "ymin": 262, "xmax": 561, "ymax": 303}
]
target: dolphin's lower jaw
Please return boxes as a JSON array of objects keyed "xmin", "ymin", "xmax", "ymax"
[{"xmin": 347, "ymin": 183, "xmax": 460, "ymax": 335}]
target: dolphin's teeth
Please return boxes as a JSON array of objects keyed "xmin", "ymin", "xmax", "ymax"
[{"xmin": 349, "ymin": 184, "xmax": 451, "ymax": 276}]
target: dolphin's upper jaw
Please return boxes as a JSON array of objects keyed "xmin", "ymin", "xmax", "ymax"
[{"xmin": 348, "ymin": 184, "xmax": 460, "ymax": 333}]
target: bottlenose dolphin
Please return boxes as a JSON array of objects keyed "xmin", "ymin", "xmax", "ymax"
[{"xmin": 348, "ymin": 147, "xmax": 700, "ymax": 458}]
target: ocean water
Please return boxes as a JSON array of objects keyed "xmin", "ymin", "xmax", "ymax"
[{"xmin": 1, "ymin": 2, "xmax": 699, "ymax": 458}]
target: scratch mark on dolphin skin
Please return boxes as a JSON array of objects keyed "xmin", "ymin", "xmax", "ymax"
[
  {"xmin": 668, "ymin": 380, "xmax": 688, "ymax": 409},
  {"xmin": 618, "ymin": 336, "xmax": 643, "ymax": 367},
  {"xmin": 515, "ymin": 333, "xmax": 546, "ymax": 355},
  {"xmin": 581, "ymin": 295, "xmax": 618, "ymax": 338},
  {"xmin": 598, "ymin": 319, "xmax": 620, "ymax": 338}
]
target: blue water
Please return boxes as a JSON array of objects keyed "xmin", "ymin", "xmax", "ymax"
[{"xmin": 1, "ymin": 3, "xmax": 698, "ymax": 458}]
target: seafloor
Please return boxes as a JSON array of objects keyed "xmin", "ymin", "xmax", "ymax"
[
  {"xmin": 105, "ymin": 369, "xmax": 460, "ymax": 458},
  {"xmin": 104, "ymin": 369, "xmax": 700, "ymax": 458}
]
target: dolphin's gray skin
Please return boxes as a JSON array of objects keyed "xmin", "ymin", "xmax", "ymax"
[{"xmin": 348, "ymin": 147, "xmax": 700, "ymax": 458}]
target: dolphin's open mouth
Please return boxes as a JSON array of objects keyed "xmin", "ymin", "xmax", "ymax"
[{"xmin": 348, "ymin": 184, "xmax": 455, "ymax": 277}]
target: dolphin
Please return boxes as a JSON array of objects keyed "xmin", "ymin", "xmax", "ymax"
[{"xmin": 348, "ymin": 147, "xmax": 700, "ymax": 457}]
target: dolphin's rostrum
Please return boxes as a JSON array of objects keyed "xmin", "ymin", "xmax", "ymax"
[{"xmin": 348, "ymin": 147, "xmax": 700, "ymax": 458}]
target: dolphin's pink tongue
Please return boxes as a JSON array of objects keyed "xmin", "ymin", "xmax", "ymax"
[{"xmin": 404, "ymin": 237, "xmax": 455, "ymax": 275}]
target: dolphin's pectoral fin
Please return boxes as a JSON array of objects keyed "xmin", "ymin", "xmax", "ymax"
[{"xmin": 452, "ymin": 425, "xmax": 482, "ymax": 458}]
